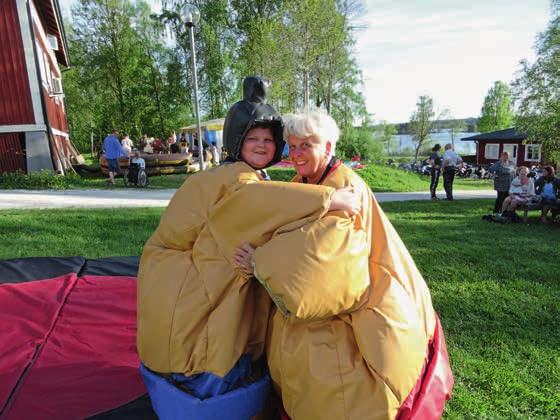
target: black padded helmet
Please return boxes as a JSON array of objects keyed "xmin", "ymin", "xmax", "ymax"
[{"xmin": 222, "ymin": 76, "xmax": 284, "ymax": 167}]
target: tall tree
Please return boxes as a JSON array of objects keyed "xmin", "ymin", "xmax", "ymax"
[
  {"xmin": 478, "ymin": 81, "xmax": 514, "ymax": 133},
  {"xmin": 409, "ymin": 95, "xmax": 436, "ymax": 162},
  {"xmin": 63, "ymin": 0, "xmax": 369, "ymax": 153},
  {"xmin": 63, "ymin": 0, "xmax": 186, "ymax": 150},
  {"xmin": 512, "ymin": 5, "xmax": 560, "ymax": 156}
]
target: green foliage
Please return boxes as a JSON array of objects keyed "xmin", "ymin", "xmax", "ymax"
[
  {"xmin": 355, "ymin": 164, "xmax": 491, "ymax": 192},
  {"xmin": 372, "ymin": 121, "xmax": 397, "ymax": 155},
  {"xmin": 0, "ymin": 164, "xmax": 491, "ymax": 191},
  {"xmin": 478, "ymin": 81, "xmax": 514, "ymax": 133},
  {"xmin": 409, "ymin": 95, "xmax": 435, "ymax": 162},
  {"xmin": 512, "ymin": 12, "xmax": 560, "ymax": 156},
  {"xmin": 64, "ymin": 0, "xmax": 192, "ymax": 152},
  {"xmin": 63, "ymin": 0, "xmax": 367, "ymax": 154},
  {"xmin": 0, "ymin": 171, "xmax": 85, "ymax": 189},
  {"xmin": 268, "ymin": 167, "xmax": 296, "ymax": 182},
  {"xmin": 337, "ymin": 127, "xmax": 385, "ymax": 162}
]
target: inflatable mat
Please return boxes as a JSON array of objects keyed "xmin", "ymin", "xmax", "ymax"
[{"xmin": 0, "ymin": 256, "xmax": 156, "ymax": 419}]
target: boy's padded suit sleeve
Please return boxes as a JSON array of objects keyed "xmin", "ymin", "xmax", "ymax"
[
  {"xmin": 137, "ymin": 165, "xmax": 335, "ymax": 375},
  {"xmin": 251, "ymin": 189, "xmax": 371, "ymax": 320},
  {"xmin": 208, "ymin": 179, "xmax": 334, "ymax": 257}
]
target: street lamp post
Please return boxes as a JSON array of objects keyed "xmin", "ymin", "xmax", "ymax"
[{"xmin": 181, "ymin": 4, "xmax": 204, "ymax": 171}]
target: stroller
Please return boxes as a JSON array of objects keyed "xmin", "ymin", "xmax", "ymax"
[{"xmin": 124, "ymin": 160, "xmax": 148, "ymax": 187}]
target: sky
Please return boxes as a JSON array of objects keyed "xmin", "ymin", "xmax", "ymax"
[
  {"xmin": 355, "ymin": 0, "xmax": 550, "ymax": 123},
  {"xmin": 60, "ymin": 0, "xmax": 550, "ymax": 124}
]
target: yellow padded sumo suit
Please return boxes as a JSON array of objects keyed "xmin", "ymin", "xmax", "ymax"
[
  {"xmin": 253, "ymin": 164, "xmax": 442, "ymax": 420},
  {"xmin": 136, "ymin": 161, "xmax": 372, "ymax": 377}
]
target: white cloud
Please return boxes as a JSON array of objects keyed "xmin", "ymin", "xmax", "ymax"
[{"xmin": 355, "ymin": 0, "xmax": 550, "ymax": 123}]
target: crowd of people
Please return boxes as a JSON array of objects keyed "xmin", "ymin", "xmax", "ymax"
[
  {"xmin": 101, "ymin": 129, "xmax": 225, "ymax": 185},
  {"xmin": 427, "ymin": 143, "xmax": 559, "ymax": 223},
  {"xmin": 487, "ymin": 152, "xmax": 559, "ymax": 223}
]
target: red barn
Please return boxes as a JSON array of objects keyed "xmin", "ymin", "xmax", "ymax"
[
  {"xmin": 461, "ymin": 128, "xmax": 544, "ymax": 167},
  {"xmin": 0, "ymin": 0, "xmax": 79, "ymax": 174}
]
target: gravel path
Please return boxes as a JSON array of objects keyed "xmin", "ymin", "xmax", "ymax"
[{"xmin": 0, "ymin": 188, "xmax": 496, "ymax": 209}]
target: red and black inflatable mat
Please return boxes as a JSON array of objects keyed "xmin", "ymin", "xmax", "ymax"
[{"xmin": 0, "ymin": 256, "xmax": 156, "ymax": 420}]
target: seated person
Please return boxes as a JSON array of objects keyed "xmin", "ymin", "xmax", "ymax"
[
  {"xmin": 137, "ymin": 77, "xmax": 358, "ymax": 420},
  {"xmin": 143, "ymin": 138, "xmax": 154, "ymax": 154},
  {"xmin": 138, "ymin": 135, "xmax": 148, "ymax": 152},
  {"xmin": 501, "ymin": 166, "xmax": 535, "ymax": 216},
  {"xmin": 131, "ymin": 150, "xmax": 145, "ymax": 169},
  {"xmin": 121, "ymin": 133, "xmax": 133, "ymax": 155},
  {"xmin": 535, "ymin": 165, "xmax": 559, "ymax": 223},
  {"xmin": 179, "ymin": 137, "xmax": 188, "ymax": 153},
  {"xmin": 167, "ymin": 132, "xmax": 178, "ymax": 154},
  {"xmin": 209, "ymin": 142, "xmax": 220, "ymax": 166},
  {"xmin": 152, "ymin": 137, "xmax": 164, "ymax": 154}
]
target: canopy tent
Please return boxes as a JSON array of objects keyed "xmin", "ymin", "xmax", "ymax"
[
  {"xmin": 181, "ymin": 118, "xmax": 225, "ymax": 151},
  {"xmin": 0, "ymin": 256, "xmax": 156, "ymax": 419}
]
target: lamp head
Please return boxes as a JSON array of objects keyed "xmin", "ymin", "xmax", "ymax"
[{"xmin": 180, "ymin": 3, "xmax": 200, "ymax": 25}]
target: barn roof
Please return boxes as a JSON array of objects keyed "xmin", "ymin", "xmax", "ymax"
[
  {"xmin": 35, "ymin": 0, "xmax": 69, "ymax": 67},
  {"xmin": 461, "ymin": 127, "xmax": 527, "ymax": 141}
]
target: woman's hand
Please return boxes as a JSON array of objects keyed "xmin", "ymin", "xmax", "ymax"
[
  {"xmin": 329, "ymin": 186, "xmax": 361, "ymax": 215},
  {"xmin": 233, "ymin": 243, "xmax": 255, "ymax": 277}
]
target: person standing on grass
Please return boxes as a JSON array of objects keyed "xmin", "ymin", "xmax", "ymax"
[
  {"xmin": 429, "ymin": 143, "xmax": 442, "ymax": 200},
  {"xmin": 102, "ymin": 129, "xmax": 126, "ymax": 186},
  {"xmin": 488, "ymin": 151, "xmax": 516, "ymax": 213},
  {"xmin": 441, "ymin": 143, "xmax": 462, "ymax": 200}
]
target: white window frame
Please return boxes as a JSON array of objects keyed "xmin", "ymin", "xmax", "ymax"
[
  {"xmin": 524, "ymin": 144, "xmax": 542, "ymax": 162},
  {"xmin": 484, "ymin": 143, "xmax": 499, "ymax": 160},
  {"xmin": 502, "ymin": 143, "xmax": 518, "ymax": 160}
]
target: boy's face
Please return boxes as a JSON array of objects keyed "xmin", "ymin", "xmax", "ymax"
[{"xmin": 241, "ymin": 127, "xmax": 276, "ymax": 169}]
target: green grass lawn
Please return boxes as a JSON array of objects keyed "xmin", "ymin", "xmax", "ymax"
[
  {"xmin": 0, "ymin": 199, "xmax": 557, "ymax": 418},
  {"xmin": 0, "ymin": 164, "xmax": 492, "ymax": 192},
  {"xmin": 356, "ymin": 165, "xmax": 492, "ymax": 192}
]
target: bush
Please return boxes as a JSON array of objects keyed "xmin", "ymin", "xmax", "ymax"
[
  {"xmin": 337, "ymin": 128, "xmax": 385, "ymax": 162},
  {"xmin": 0, "ymin": 170, "xmax": 85, "ymax": 190}
]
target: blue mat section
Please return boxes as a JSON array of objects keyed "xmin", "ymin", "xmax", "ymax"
[{"xmin": 140, "ymin": 364, "xmax": 270, "ymax": 420}]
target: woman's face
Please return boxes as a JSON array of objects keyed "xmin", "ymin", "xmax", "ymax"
[
  {"xmin": 543, "ymin": 168, "xmax": 550, "ymax": 178},
  {"xmin": 288, "ymin": 134, "xmax": 331, "ymax": 181},
  {"xmin": 241, "ymin": 127, "xmax": 276, "ymax": 169},
  {"xmin": 519, "ymin": 168, "xmax": 529, "ymax": 177}
]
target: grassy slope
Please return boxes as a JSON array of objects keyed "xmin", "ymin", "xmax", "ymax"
[
  {"xmin": 356, "ymin": 165, "xmax": 492, "ymax": 192},
  {"xmin": 0, "ymin": 200, "xmax": 557, "ymax": 418},
  {"xmin": 0, "ymin": 165, "xmax": 492, "ymax": 191}
]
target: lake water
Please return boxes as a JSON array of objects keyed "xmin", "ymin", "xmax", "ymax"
[{"xmin": 391, "ymin": 130, "xmax": 478, "ymax": 155}]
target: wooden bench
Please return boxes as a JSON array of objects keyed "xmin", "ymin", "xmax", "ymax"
[{"xmin": 518, "ymin": 199, "xmax": 560, "ymax": 222}]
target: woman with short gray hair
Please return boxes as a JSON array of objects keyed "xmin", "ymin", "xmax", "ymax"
[{"xmin": 234, "ymin": 110, "xmax": 454, "ymax": 419}]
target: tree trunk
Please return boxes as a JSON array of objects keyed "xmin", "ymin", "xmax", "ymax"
[
  {"xmin": 414, "ymin": 141, "xmax": 422, "ymax": 163},
  {"xmin": 303, "ymin": 70, "xmax": 309, "ymax": 111}
]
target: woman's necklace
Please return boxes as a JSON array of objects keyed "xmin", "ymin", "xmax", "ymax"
[{"xmin": 302, "ymin": 156, "xmax": 337, "ymax": 185}]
